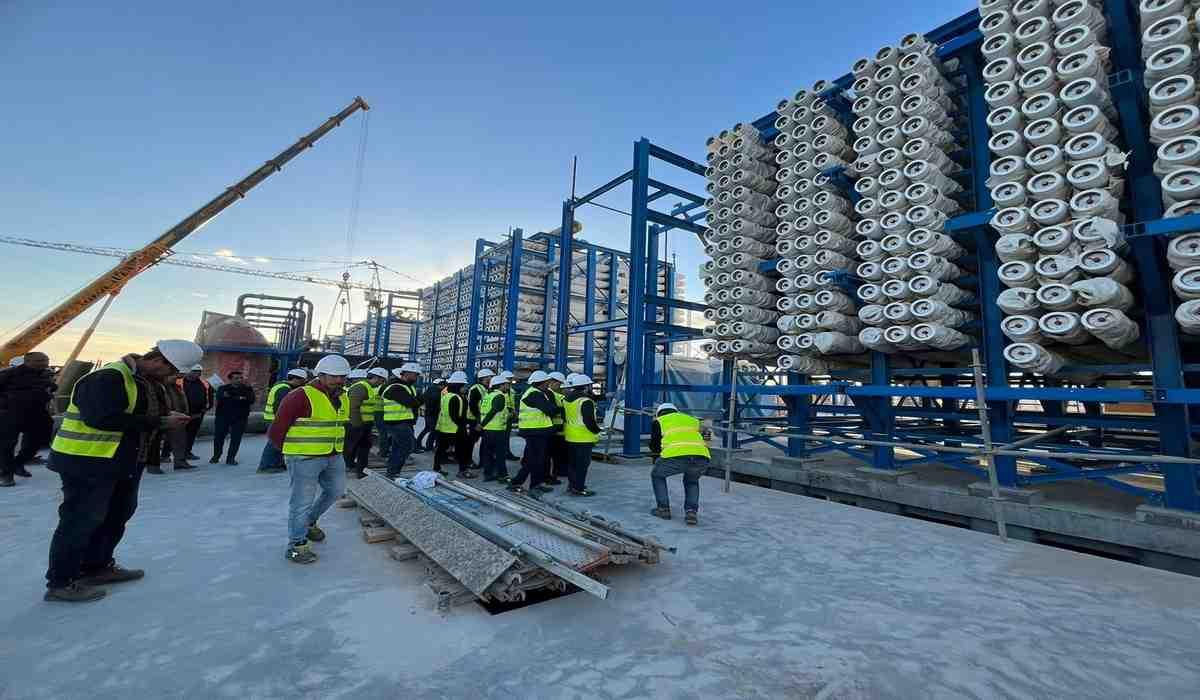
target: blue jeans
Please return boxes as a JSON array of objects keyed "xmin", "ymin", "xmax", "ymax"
[
  {"xmin": 286, "ymin": 454, "xmax": 346, "ymax": 545},
  {"xmin": 651, "ymin": 456, "xmax": 708, "ymax": 513},
  {"xmin": 385, "ymin": 421, "xmax": 414, "ymax": 477},
  {"xmin": 258, "ymin": 441, "xmax": 284, "ymax": 470}
]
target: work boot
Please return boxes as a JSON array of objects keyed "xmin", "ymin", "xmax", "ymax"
[
  {"xmin": 496, "ymin": 475, "xmax": 510, "ymax": 485},
  {"xmin": 225, "ymin": 458, "xmax": 238, "ymax": 466},
  {"xmin": 544, "ymin": 478, "xmax": 563, "ymax": 486},
  {"xmin": 0, "ymin": 474, "xmax": 14, "ymax": 487},
  {"xmin": 209, "ymin": 455, "xmax": 220, "ymax": 464},
  {"xmin": 458, "ymin": 470, "xmax": 478, "ymax": 479},
  {"xmin": 44, "ymin": 582, "xmax": 106, "ymax": 603},
  {"xmin": 533, "ymin": 484, "xmax": 554, "ymax": 493},
  {"xmin": 651, "ymin": 507, "xmax": 671, "ymax": 520},
  {"xmin": 506, "ymin": 483, "xmax": 524, "ymax": 493},
  {"xmin": 286, "ymin": 542, "xmax": 318, "ymax": 564},
  {"xmin": 15, "ymin": 467, "xmax": 33, "ymax": 478},
  {"xmin": 146, "ymin": 466, "xmax": 164, "ymax": 475},
  {"xmin": 567, "ymin": 488, "xmax": 596, "ymax": 497},
  {"xmin": 79, "ymin": 563, "xmax": 145, "ymax": 586},
  {"xmin": 306, "ymin": 524, "xmax": 326, "ymax": 542},
  {"xmin": 685, "ymin": 511, "xmax": 698, "ymax": 526}
]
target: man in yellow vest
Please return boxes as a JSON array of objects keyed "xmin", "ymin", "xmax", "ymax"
[
  {"xmin": 507, "ymin": 370, "xmax": 560, "ymax": 495},
  {"xmin": 382, "ymin": 362, "xmax": 423, "ymax": 478},
  {"xmin": 257, "ymin": 368, "xmax": 309, "ymax": 474},
  {"xmin": 649, "ymin": 403, "xmax": 710, "ymax": 526},
  {"xmin": 344, "ymin": 367, "xmax": 388, "ymax": 479},
  {"xmin": 433, "ymin": 371, "xmax": 476, "ymax": 478},
  {"xmin": 267, "ymin": 354, "xmax": 351, "ymax": 564},
  {"xmin": 499, "ymin": 370, "xmax": 521, "ymax": 461},
  {"xmin": 44, "ymin": 339, "xmax": 201, "ymax": 603},
  {"xmin": 562, "ymin": 373, "xmax": 601, "ymax": 497},
  {"xmin": 476, "ymin": 373, "xmax": 511, "ymax": 482},
  {"xmin": 545, "ymin": 371, "xmax": 567, "ymax": 485},
  {"xmin": 465, "ymin": 368, "xmax": 493, "ymax": 470}
]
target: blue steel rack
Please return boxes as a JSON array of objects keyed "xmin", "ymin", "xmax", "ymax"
[{"xmin": 611, "ymin": 1, "xmax": 1200, "ymax": 513}]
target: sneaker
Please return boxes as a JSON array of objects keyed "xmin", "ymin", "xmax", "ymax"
[
  {"xmin": 225, "ymin": 459, "xmax": 238, "ymax": 466},
  {"xmin": 496, "ymin": 475, "xmax": 511, "ymax": 484},
  {"xmin": 506, "ymin": 484, "xmax": 524, "ymax": 493},
  {"xmin": 44, "ymin": 582, "xmax": 106, "ymax": 603},
  {"xmin": 685, "ymin": 511, "xmax": 698, "ymax": 526},
  {"xmin": 209, "ymin": 455, "xmax": 220, "ymax": 464},
  {"xmin": 567, "ymin": 488, "xmax": 596, "ymax": 497},
  {"xmin": 286, "ymin": 542, "xmax": 318, "ymax": 564},
  {"xmin": 651, "ymin": 507, "xmax": 671, "ymax": 520},
  {"xmin": 306, "ymin": 524, "xmax": 326, "ymax": 542},
  {"xmin": 0, "ymin": 474, "xmax": 14, "ymax": 487},
  {"xmin": 79, "ymin": 563, "xmax": 144, "ymax": 586},
  {"xmin": 533, "ymin": 484, "xmax": 554, "ymax": 493},
  {"xmin": 15, "ymin": 467, "xmax": 33, "ymax": 478}
]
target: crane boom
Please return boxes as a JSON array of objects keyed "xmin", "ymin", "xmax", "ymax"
[{"xmin": 0, "ymin": 97, "xmax": 370, "ymax": 365}]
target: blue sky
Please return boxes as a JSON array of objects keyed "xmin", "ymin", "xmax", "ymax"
[{"xmin": 0, "ymin": 0, "xmax": 968, "ymax": 362}]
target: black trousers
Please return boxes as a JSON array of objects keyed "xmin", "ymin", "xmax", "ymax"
[
  {"xmin": 510, "ymin": 433, "xmax": 549, "ymax": 488},
  {"xmin": 183, "ymin": 416, "xmax": 203, "ymax": 454},
  {"xmin": 417, "ymin": 414, "xmax": 437, "ymax": 450},
  {"xmin": 548, "ymin": 434, "xmax": 567, "ymax": 478},
  {"xmin": 212, "ymin": 415, "xmax": 248, "ymax": 461},
  {"xmin": 434, "ymin": 431, "xmax": 472, "ymax": 473},
  {"xmin": 344, "ymin": 425, "xmax": 373, "ymax": 474},
  {"xmin": 567, "ymin": 442, "xmax": 593, "ymax": 491},
  {"xmin": 0, "ymin": 410, "xmax": 51, "ymax": 476},
  {"xmin": 479, "ymin": 430, "xmax": 508, "ymax": 478},
  {"xmin": 46, "ymin": 469, "xmax": 143, "ymax": 587}
]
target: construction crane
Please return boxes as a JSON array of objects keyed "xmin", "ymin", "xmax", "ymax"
[
  {"xmin": 0, "ymin": 97, "xmax": 370, "ymax": 366},
  {"xmin": 0, "ymin": 235, "xmax": 414, "ymax": 295}
]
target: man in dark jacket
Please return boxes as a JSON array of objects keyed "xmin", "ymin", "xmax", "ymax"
[
  {"xmin": 0, "ymin": 352, "xmax": 57, "ymax": 487},
  {"xmin": 433, "ymin": 372, "xmax": 476, "ymax": 478},
  {"xmin": 175, "ymin": 365, "xmax": 212, "ymax": 460},
  {"xmin": 381, "ymin": 363, "xmax": 424, "ymax": 478},
  {"xmin": 417, "ymin": 378, "xmax": 443, "ymax": 451},
  {"xmin": 44, "ymin": 340, "xmax": 199, "ymax": 603},
  {"xmin": 211, "ymin": 370, "xmax": 255, "ymax": 465}
]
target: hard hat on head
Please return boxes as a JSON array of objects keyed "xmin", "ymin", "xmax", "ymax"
[
  {"xmin": 547, "ymin": 371, "xmax": 566, "ymax": 383},
  {"xmin": 433, "ymin": 377, "xmax": 445, "ymax": 384},
  {"xmin": 490, "ymin": 375, "xmax": 509, "ymax": 386},
  {"xmin": 656, "ymin": 403, "xmax": 678, "ymax": 415},
  {"xmin": 476, "ymin": 368, "xmax": 495, "ymax": 378},
  {"xmin": 155, "ymin": 339, "xmax": 204, "ymax": 373},
  {"xmin": 348, "ymin": 369, "xmax": 367, "ymax": 379},
  {"xmin": 528, "ymin": 370, "xmax": 550, "ymax": 384},
  {"xmin": 314, "ymin": 354, "xmax": 351, "ymax": 377},
  {"xmin": 566, "ymin": 374, "xmax": 592, "ymax": 388},
  {"xmin": 287, "ymin": 369, "xmax": 309, "ymax": 380},
  {"xmin": 368, "ymin": 367, "xmax": 390, "ymax": 380},
  {"xmin": 400, "ymin": 362, "xmax": 422, "ymax": 374},
  {"xmin": 447, "ymin": 370, "xmax": 469, "ymax": 384},
  {"xmin": 189, "ymin": 364, "xmax": 204, "ymax": 372},
  {"xmin": 500, "ymin": 370, "xmax": 514, "ymax": 379}
]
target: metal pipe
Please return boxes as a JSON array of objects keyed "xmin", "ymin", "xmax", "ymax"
[
  {"xmin": 972, "ymin": 349, "xmax": 1008, "ymax": 541},
  {"xmin": 725, "ymin": 361, "xmax": 738, "ymax": 494},
  {"xmin": 436, "ymin": 479, "xmax": 607, "ymax": 553}
]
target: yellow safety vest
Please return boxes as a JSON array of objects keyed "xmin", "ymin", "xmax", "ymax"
[
  {"xmin": 382, "ymin": 382, "xmax": 417, "ymax": 422},
  {"xmin": 466, "ymin": 383, "xmax": 485, "ymax": 421},
  {"xmin": 51, "ymin": 360, "xmax": 137, "ymax": 459},
  {"xmin": 563, "ymin": 397, "xmax": 600, "ymax": 444},
  {"xmin": 351, "ymin": 380, "xmax": 381, "ymax": 419},
  {"xmin": 506, "ymin": 390, "xmax": 516, "ymax": 424},
  {"xmin": 479, "ymin": 390, "xmax": 509, "ymax": 431},
  {"xmin": 436, "ymin": 391, "xmax": 462, "ymax": 434},
  {"xmin": 550, "ymin": 390, "xmax": 565, "ymax": 431},
  {"xmin": 518, "ymin": 386, "xmax": 553, "ymax": 430},
  {"xmin": 263, "ymin": 382, "xmax": 289, "ymax": 422},
  {"xmin": 655, "ymin": 412, "xmax": 710, "ymax": 459},
  {"xmin": 283, "ymin": 385, "xmax": 346, "ymax": 455}
]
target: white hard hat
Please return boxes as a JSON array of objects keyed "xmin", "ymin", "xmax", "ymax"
[
  {"xmin": 155, "ymin": 340, "xmax": 203, "ymax": 372},
  {"xmin": 400, "ymin": 362, "xmax": 422, "ymax": 373},
  {"xmin": 656, "ymin": 403, "xmax": 678, "ymax": 415},
  {"xmin": 565, "ymin": 374, "xmax": 592, "ymax": 388},
  {"xmin": 447, "ymin": 370, "xmax": 469, "ymax": 384},
  {"xmin": 368, "ymin": 367, "xmax": 390, "ymax": 380},
  {"xmin": 8, "ymin": 357, "xmax": 23, "ymax": 367},
  {"xmin": 529, "ymin": 370, "xmax": 550, "ymax": 383},
  {"xmin": 348, "ymin": 369, "xmax": 367, "ymax": 379},
  {"xmin": 547, "ymin": 371, "xmax": 566, "ymax": 382},
  {"xmin": 490, "ymin": 375, "xmax": 509, "ymax": 386},
  {"xmin": 433, "ymin": 377, "xmax": 445, "ymax": 384},
  {"xmin": 477, "ymin": 368, "xmax": 495, "ymax": 378},
  {"xmin": 315, "ymin": 354, "xmax": 352, "ymax": 377},
  {"xmin": 500, "ymin": 370, "xmax": 514, "ymax": 379},
  {"xmin": 286, "ymin": 369, "xmax": 309, "ymax": 380},
  {"xmin": 189, "ymin": 364, "xmax": 204, "ymax": 372}
]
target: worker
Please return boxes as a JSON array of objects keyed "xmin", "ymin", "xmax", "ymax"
[
  {"xmin": 381, "ymin": 362, "xmax": 423, "ymax": 478},
  {"xmin": 152, "ymin": 371, "xmax": 193, "ymax": 471},
  {"xmin": 507, "ymin": 370, "xmax": 559, "ymax": 494},
  {"xmin": 545, "ymin": 370, "xmax": 568, "ymax": 486},
  {"xmin": 434, "ymin": 371, "xmax": 475, "ymax": 478},
  {"xmin": 43, "ymin": 339, "xmax": 200, "ymax": 603},
  {"xmin": 268, "ymin": 354, "xmax": 351, "ymax": 565},
  {"xmin": 173, "ymin": 364, "xmax": 212, "ymax": 461},
  {"xmin": 562, "ymin": 373, "xmax": 601, "ymax": 496},
  {"xmin": 344, "ymin": 367, "xmax": 388, "ymax": 479},
  {"xmin": 209, "ymin": 370, "xmax": 255, "ymax": 465},
  {"xmin": 477, "ymin": 373, "xmax": 512, "ymax": 482},
  {"xmin": 649, "ymin": 403, "xmax": 710, "ymax": 526},
  {"xmin": 465, "ymin": 368, "xmax": 494, "ymax": 469},
  {"xmin": 417, "ymin": 377, "xmax": 444, "ymax": 451},
  {"xmin": 0, "ymin": 352, "xmax": 57, "ymax": 487},
  {"xmin": 257, "ymin": 368, "xmax": 308, "ymax": 474},
  {"xmin": 500, "ymin": 370, "xmax": 520, "ymax": 461}
]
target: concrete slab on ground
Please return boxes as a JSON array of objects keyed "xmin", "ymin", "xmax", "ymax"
[{"xmin": 2, "ymin": 434, "xmax": 1199, "ymax": 698}]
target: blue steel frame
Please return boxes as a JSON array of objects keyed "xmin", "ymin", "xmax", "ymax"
[{"xmin": 617, "ymin": 3, "xmax": 1200, "ymax": 511}]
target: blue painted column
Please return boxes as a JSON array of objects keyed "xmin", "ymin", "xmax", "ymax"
[
  {"xmin": 787, "ymin": 371, "xmax": 809, "ymax": 458},
  {"xmin": 584, "ymin": 246, "xmax": 596, "ymax": 376},
  {"xmin": 465, "ymin": 238, "xmax": 486, "ymax": 373},
  {"xmin": 623, "ymin": 138, "xmax": 652, "ymax": 456},
  {"xmin": 503, "ymin": 230, "xmax": 523, "ymax": 371},
  {"xmin": 554, "ymin": 201, "xmax": 575, "ymax": 370},
  {"xmin": 606, "ymin": 251, "xmax": 618, "ymax": 395}
]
